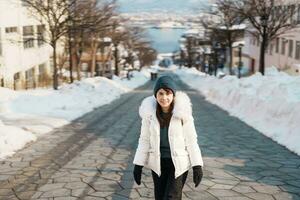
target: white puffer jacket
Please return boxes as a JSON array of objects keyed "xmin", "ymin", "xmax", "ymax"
[{"xmin": 133, "ymin": 91, "xmax": 203, "ymax": 178}]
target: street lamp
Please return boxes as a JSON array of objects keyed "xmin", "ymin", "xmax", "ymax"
[
  {"xmin": 210, "ymin": 49, "xmax": 215, "ymax": 75},
  {"xmin": 260, "ymin": 14, "xmax": 268, "ymax": 27},
  {"xmin": 204, "ymin": 48, "xmax": 212, "ymax": 75},
  {"xmin": 238, "ymin": 43, "xmax": 244, "ymax": 79},
  {"xmin": 212, "ymin": 42, "xmax": 221, "ymax": 76}
]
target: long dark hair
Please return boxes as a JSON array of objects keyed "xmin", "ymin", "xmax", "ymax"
[{"xmin": 155, "ymin": 88, "xmax": 175, "ymax": 128}]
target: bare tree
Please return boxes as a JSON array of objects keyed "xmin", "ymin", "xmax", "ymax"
[
  {"xmin": 109, "ymin": 18, "xmax": 130, "ymax": 76},
  {"xmin": 201, "ymin": 0, "xmax": 244, "ymax": 75},
  {"xmin": 20, "ymin": 0, "xmax": 117, "ymax": 87},
  {"xmin": 66, "ymin": 0, "xmax": 116, "ymax": 81},
  {"xmin": 21, "ymin": 0, "xmax": 79, "ymax": 89},
  {"xmin": 83, "ymin": 0, "xmax": 116, "ymax": 77},
  {"xmin": 185, "ymin": 36, "xmax": 195, "ymax": 68},
  {"xmin": 123, "ymin": 26, "xmax": 156, "ymax": 69},
  {"xmin": 136, "ymin": 46, "xmax": 157, "ymax": 68},
  {"xmin": 226, "ymin": 0, "xmax": 298, "ymax": 75}
]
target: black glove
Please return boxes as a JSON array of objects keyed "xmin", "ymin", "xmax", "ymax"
[
  {"xmin": 133, "ymin": 165, "xmax": 143, "ymax": 185},
  {"xmin": 193, "ymin": 165, "xmax": 203, "ymax": 187}
]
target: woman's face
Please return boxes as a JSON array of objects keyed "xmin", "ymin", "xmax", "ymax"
[{"xmin": 156, "ymin": 88, "xmax": 174, "ymax": 111}]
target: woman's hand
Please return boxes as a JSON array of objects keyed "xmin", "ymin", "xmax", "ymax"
[
  {"xmin": 193, "ymin": 165, "xmax": 203, "ymax": 187},
  {"xmin": 133, "ymin": 165, "xmax": 143, "ymax": 185}
]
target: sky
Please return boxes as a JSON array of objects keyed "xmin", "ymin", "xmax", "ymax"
[{"xmin": 117, "ymin": 0, "xmax": 209, "ymax": 14}]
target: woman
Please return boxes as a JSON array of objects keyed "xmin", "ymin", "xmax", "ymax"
[{"xmin": 133, "ymin": 75, "xmax": 204, "ymax": 200}]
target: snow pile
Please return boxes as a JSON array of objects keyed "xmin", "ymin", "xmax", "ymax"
[
  {"xmin": 175, "ymin": 66, "xmax": 300, "ymax": 155},
  {"xmin": 10, "ymin": 77, "xmax": 130, "ymax": 121},
  {"xmin": 0, "ymin": 119, "xmax": 37, "ymax": 158},
  {"xmin": 0, "ymin": 69, "xmax": 150, "ymax": 159},
  {"xmin": 113, "ymin": 70, "xmax": 150, "ymax": 89}
]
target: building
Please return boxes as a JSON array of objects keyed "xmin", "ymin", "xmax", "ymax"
[
  {"xmin": 244, "ymin": 3, "xmax": 300, "ymax": 75},
  {"xmin": 0, "ymin": 0, "xmax": 52, "ymax": 90}
]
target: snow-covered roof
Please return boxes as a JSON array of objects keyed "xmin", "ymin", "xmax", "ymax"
[
  {"xmin": 292, "ymin": 64, "xmax": 300, "ymax": 68},
  {"xmin": 232, "ymin": 41, "xmax": 245, "ymax": 48},
  {"xmin": 219, "ymin": 24, "xmax": 246, "ymax": 30},
  {"xmin": 103, "ymin": 37, "xmax": 112, "ymax": 43},
  {"xmin": 179, "ymin": 37, "xmax": 187, "ymax": 42},
  {"xmin": 184, "ymin": 29, "xmax": 199, "ymax": 35}
]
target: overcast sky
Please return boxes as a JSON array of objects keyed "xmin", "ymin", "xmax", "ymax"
[{"xmin": 117, "ymin": 0, "xmax": 209, "ymax": 14}]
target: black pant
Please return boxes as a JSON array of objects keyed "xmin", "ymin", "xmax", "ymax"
[{"xmin": 152, "ymin": 158, "xmax": 188, "ymax": 200}]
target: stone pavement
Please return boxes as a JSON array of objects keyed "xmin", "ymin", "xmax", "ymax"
[{"xmin": 0, "ymin": 73, "xmax": 300, "ymax": 200}]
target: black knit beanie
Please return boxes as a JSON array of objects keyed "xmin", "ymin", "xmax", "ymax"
[{"xmin": 153, "ymin": 76, "xmax": 176, "ymax": 97}]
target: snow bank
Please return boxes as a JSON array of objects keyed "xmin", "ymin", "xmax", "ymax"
[
  {"xmin": 0, "ymin": 69, "xmax": 150, "ymax": 159},
  {"xmin": 175, "ymin": 66, "xmax": 300, "ymax": 156},
  {"xmin": 0, "ymin": 119, "xmax": 37, "ymax": 158}
]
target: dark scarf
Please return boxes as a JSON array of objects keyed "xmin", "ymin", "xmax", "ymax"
[{"xmin": 156, "ymin": 102, "xmax": 174, "ymax": 127}]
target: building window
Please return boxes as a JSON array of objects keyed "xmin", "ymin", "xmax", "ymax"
[
  {"xmin": 265, "ymin": 44, "xmax": 269, "ymax": 54},
  {"xmin": 21, "ymin": 0, "xmax": 30, "ymax": 7},
  {"xmin": 5, "ymin": 27, "xmax": 18, "ymax": 33},
  {"xmin": 37, "ymin": 25, "xmax": 45, "ymax": 46},
  {"xmin": 23, "ymin": 26, "xmax": 34, "ymax": 49},
  {"xmin": 234, "ymin": 50, "xmax": 239, "ymax": 57},
  {"xmin": 288, "ymin": 40, "xmax": 294, "ymax": 57},
  {"xmin": 275, "ymin": 38, "xmax": 280, "ymax": 53},
  {"xmin": 13, "ymin": 72, "xmax": 22, "ymax": 90},
  {"xmin": 297, "ymin": 5, "xmax": 300, "ymax": 24},
  {"xmin": 25, "ymin": 68, "xmax": 34, "ymax": 79},
  {"xmin": 295, "ymin": 41, "xmax": 300, "ymax": 60},
  {"xmin": 14, "ymin": 72, "xmax": 21, "ymax": 80},
  {"xmin": 290, "ymin": 4, "xmax": 296, "ymax": 23},
  {"xmin": 25, "ymin": 68, "xmax": 35, "ymax": 89},
  {"xmin": 252, "ymin": 37, "xmax": 256, "ymax": 45},
  {"xmin": 269, "ymin": 43, "xmax": 274, "ymax": 55},
  {"xmin": 281, "ymin": 38, "xmax": 286, "ymax": 55},
  {"xmin": 0, "ymin": 28, "xmax": 2, "ymax": 56},
  {"xmin": 39, "ymin": 63, "xmax": 46, "ymax": 74}
]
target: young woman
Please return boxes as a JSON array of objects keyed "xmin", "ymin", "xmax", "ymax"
[{"xmin": 133, "ymin": 75, "xmax": 204, "ymax": 200}]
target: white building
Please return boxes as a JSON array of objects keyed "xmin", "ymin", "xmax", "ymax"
[
  {"xmin": 0, "ymin": 0, "xmax": 52, "ymax": 89},
  {"xmin": 243, "ymin": 2, "xmax": 300, "ymax": 76}
]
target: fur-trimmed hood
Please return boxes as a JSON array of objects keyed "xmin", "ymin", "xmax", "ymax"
[{"xmin": 139, "ymin": 91, "xmax": 192, "ymax": 120}]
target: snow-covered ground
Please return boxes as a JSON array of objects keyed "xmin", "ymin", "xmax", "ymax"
[
  {"xmin": 0, "ymin": 69, "xmax": 150, "ymax": 159},
  {"xmin": 175, "ymin": 66, "xmax": 300, "ymax": 156}
]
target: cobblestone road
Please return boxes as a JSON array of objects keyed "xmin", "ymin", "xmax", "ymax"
[{"xmin": 0, "ymin": 73, "xmax": 300, "ymax": 200}]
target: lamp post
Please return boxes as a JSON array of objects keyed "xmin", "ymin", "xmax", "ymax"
[
  {"xmin": 204, "ymin": 48, "xmax": 211, "ymax": 75},
  {"xmin": 212, "ymin": 42, "xmax": 221, "ymax": 77},
  {"xmin": 238, "ymin": 43, "xmax": 244, "ymax": 79},
  {"xmin": 200, "ymin": 49, "xmax": 206, "ymax": 72},
  {"xmin": 179, "ymin": 49, "xmax": 185, "ymax": 68},
  {"xmin": 210, "ymin": 49, "xmax": 215, "ymax": 76}
]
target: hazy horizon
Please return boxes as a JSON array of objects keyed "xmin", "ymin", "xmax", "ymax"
[{"xmin": 117, "ymin": 0, "xmax": 209, "ymax": 14}]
